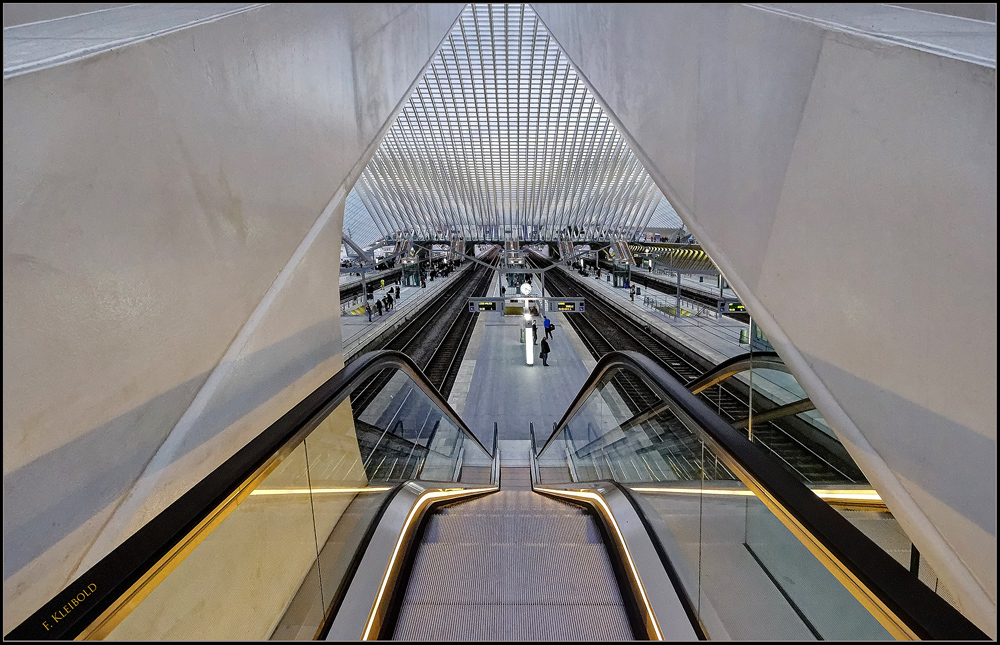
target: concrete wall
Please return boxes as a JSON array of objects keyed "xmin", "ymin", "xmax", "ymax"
[
  {"xmin": 2, "ymin": 3, "xmax": 463, "ymax": 633},
  {"xmin": 2, "ymin": 3, "xmax": 133, "ymax": 28},
  {"xmin": 532, "ymin": 2, "xmax": 996, "ymax": 636},
  {"xmin": 888, "ymin": 4, "xmax": 997, "ymax": 22}
]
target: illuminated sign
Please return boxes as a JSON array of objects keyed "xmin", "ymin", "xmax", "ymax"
[
  {"xmin": 478, "ymin": 301, "xmax": 498, "ymax": 311},
  {"xmin": 544, "ymin": 297, "xmax": 585, "ymax": 313},
  {"xmin": 721, "ymin": 301, "xmax": 746, "ymax": 313}
]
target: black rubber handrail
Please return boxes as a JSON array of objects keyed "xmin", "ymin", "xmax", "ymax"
[
  {"xmin": 537, "ymin": 350, "xmax": 988, "ymax": 640},
  {"xmin": 6, "ymin": 350, "xmax": 491, "ymax": 641},
  {"xmin": 685, "ymin": 350, "xmax": 817, "ymax": 424},
  {"xmin": 684, "ymin": 350, "xmax": 788, "ymax": 393}
]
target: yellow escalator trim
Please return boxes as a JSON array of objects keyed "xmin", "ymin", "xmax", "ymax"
[{"xmin": 534, "ymin": 487, "xmax": 663, "ymax": 641}]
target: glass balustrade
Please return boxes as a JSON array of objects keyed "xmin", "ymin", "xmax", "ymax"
[
  {"xmin": 14, "ymin": 351, "xmax": 492, "ymax": 642},
  {"xmin": 535, "ymin": 351, "xmax": 977, "ymax": 641}
]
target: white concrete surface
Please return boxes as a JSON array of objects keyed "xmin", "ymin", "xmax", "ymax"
[
  {"xmin": 3, "ymin": 2, "xmax": 995, "ymax": 637},
  {"xmin": 2, "ymin": 3, "xmax": 463, "ymax": 633},
  {"xmin": 533, "ymin": 3, "xmax": 996, "ymax": 634}
]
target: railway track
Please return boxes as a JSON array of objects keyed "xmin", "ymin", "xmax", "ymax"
[
  {"xmin": 345, "ymin": 249, "xmax": 499, "ymax": 482},
  {"xmin": 532, "ymin": 253, "xmax": 865, "ymax": 485}
]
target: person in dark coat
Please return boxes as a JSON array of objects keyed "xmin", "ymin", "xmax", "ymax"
[
  {"xmin": 531, "ymin": 320, "xmax": 538, "ymax": 345},
  {"xmin": 540, "ymin": 337, "xmax": 551, "ymax": 366}
]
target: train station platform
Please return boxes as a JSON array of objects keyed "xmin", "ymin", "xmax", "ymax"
[
  {"xmin": 448, "ymin": 271, "xmax": 605, "ymax": 457},
  {"xmin": 340, "ymin": 265, "xmax": 469, "ymax": 361},
  {"xmin": 442, "ymin": 260, "xmax": 840, "ymax": 461},
  {"xmin": 608, "ymin": 261, "xmax": 741, "ymax": 303}
]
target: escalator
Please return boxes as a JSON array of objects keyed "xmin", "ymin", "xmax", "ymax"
[
  {"xmin": 7, "ymin": 351, "xmax": 988, "ymax": 641},
  {"xmin": 345, "ymin": 468, "xmax": 644, "ymax": 641}
]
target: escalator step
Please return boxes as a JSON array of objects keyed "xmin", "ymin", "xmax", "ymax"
[
  {"xmin": 403, "ymin": 543, "xmax": 623, "ymax": 605},
  {"xmin": 424, "ymin": 512, "xmax": 600, "ymax": 545},
  {"xmin": 394, "ymin": 603, "xmax": 633, "ymax": 641},
  {"xmin": 393, "ymin": 490, "xmax": 633, "ymax": 640}
]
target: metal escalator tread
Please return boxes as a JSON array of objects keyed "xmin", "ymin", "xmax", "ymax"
[{"xmin": 392, "ymin": 490, "xmax": 634, "ymax": 641}]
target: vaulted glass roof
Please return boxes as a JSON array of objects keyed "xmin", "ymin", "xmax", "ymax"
[{"xmin": 345, "ymin": 3, "xmax": 679, "ymax": 245}]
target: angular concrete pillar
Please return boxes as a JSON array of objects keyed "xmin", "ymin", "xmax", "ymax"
[
  {"xmin": 3, "ymin": 3, "xmax": 463, "ymax": 632},
  {"xmin": 533, "ymin": 2, "xmax": 996, "ymax": 636}
]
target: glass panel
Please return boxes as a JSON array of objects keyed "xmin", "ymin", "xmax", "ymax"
[
  {"xmin": 737, "ymin": 348, "xmax": 956, "ymax": 616},
  {"xmin": 107, "ymin": 441, "xmax": 322, "ymax": 641},
  {"xmin": 272, "ymin": 396, "xmax": 387, "ymax": 640},
  {"xmin": 742, "ymin": 366, "xmax": 864, "ymax": 485},
  {"xmin": 538, "ymin": 363, "xmax": 893, "ymax": 640},
  {"xmin": 105, "ymin": 363, "xmax": 487, "ymax": 640},
  {"xmin": 353, "ymin": 369, "xmax": 486, "ymax": 483},
  {"xmin": 745, "ymin": 501, "xmax": 891, "ymax": 639}
]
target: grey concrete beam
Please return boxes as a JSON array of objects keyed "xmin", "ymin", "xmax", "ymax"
[
  {"xmin": 532, "ymin": 2, "xmax": 996, "ymax": 635},
  {"xmin": 2, "ymin": 3, "xmax": 463, "ymax": 632}
]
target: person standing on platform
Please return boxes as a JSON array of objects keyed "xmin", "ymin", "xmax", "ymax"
[
  {"xmin": 540, "ymin": 337, "xmax": 551, "ymax": 366},
  {"xmin": 395, "ymin": 285, "xmax": 400, "ymax": 300},
  {"xmin": 543, "ymin": 316, "xmax": 553, "ymax": 339},
  {"xmin": 375, "ymin": 299, "xmax": 383, "ymax": 317},
  {"xmin": 629, "ymin": 285, "xmax": 635, "ymax": 302},
  {"xmin": 531, "ymin": 320, "xmax": 538, "ymax": 345}
]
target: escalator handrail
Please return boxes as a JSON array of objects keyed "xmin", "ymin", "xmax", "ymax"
[
  {"xmin": 684, "ymin": 350, "xmax": 787, "ymax": 393},
  {"xmin": 537, "ymin": 350, "xmax": 987, "ymax": 641},
  {"xmin": 6, "ymin": 349, "xmax": 490, "ymax": 641}
]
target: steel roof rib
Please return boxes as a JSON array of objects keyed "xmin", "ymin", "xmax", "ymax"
[
  {"xmin": 425, "ymin": 63, "xmax": 476, "ymax": 236},
  {"xmin": 354, "ymin": 175, "xmax": 395, "ymax": 236},
  {"xmin": 445, "ymin": 32, "xmax": 489, "ymax": 236},
  {"xmin": 401, "ymin": 92, "xmax": 450, "ymax": 232},
  {"xmin": 343, "ymin": 3, "xmax": 669, "ymax": 244}
]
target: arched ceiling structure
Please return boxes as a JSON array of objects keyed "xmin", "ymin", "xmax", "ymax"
[{"xmin": 344, "ymin": 2, "xmax": 681, "ymax": 245}]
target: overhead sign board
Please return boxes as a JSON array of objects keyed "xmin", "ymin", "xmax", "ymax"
[
  {"xmin": 467, "ymin": 297, "xmax": 585, "ymax": 314},
  {"xmin": 545, "ymin": 297, "xmax": 585, "ymax": 313},
  {"xmin": 720, "ymin": 300, "xmax": 746, "ymax": 313}
]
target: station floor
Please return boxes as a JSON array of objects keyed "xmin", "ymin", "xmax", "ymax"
[
  {"xmin": 338, "ymin": 260, "xmax": 836, "ymax": 462},
  {"xmin": 447, "ymin": 273, "xmax": 596, "ymax": 458}
]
